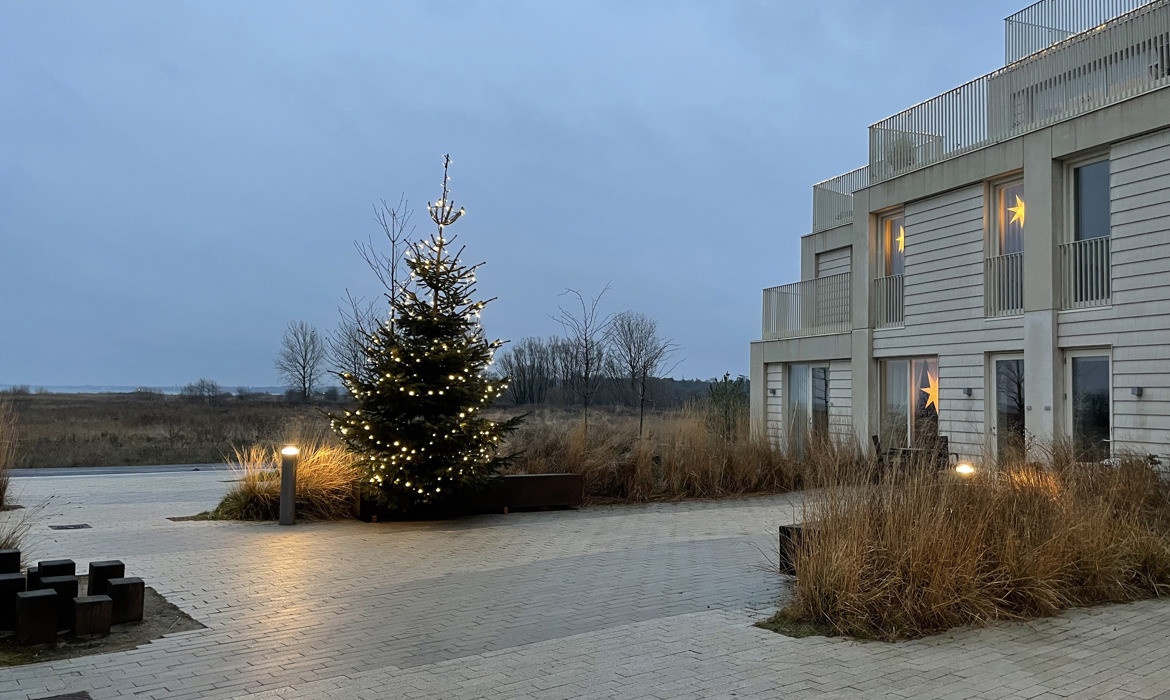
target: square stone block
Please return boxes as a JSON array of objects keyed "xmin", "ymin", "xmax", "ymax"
[
  {"xmin": 15, "ymin": 589, "xmax": 57, "ymax": 645},
  {"xmin": 0, "ymin": 572, "xmax": 26, "ymax": 630},
  {"xmin": 108, "ymin": 577, "xmax": 144, "ymax": 624},
  {"xmin": 40, "ymin": 575, "xmax": 79, "ymax": 632},
  {"xmin": 0, "ymin": 548, "xmax": 19, "ymax": 574},
  {"xmin": 39, "ymin": 559, "xmax": 76, "ymax": 578},
  {"xmin": 72, "ymin": 595, "xmax": 112, "ymax": 637},
  {"xmin": 87, "ymin": 560, "xmax": 125, "ymax": 597}
]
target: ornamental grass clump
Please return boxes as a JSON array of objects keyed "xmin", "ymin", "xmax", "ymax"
[
  {"xmin": 215, "ymin": 437, "xmax": 360, "ymax": 521},
  {"xmin": 775, "ymin": 453, "xmax": 1170, "ymax": 641},
  {"xmin": 0, "ymin": 399, "xmax": 16, "ymax": 509}
]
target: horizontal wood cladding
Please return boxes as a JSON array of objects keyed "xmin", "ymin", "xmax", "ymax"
[
  {"xmin": 1060, "ymin": 127, "xmax": 1170, "ymax": 457},
  {"xmin": 815, "ymin": 247, "xmax": 851, "ymax": 278}
]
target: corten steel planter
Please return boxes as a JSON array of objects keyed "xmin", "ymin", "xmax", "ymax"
[
  {"xmin": 356, "ymin": 473, "xmax": 585, "ymax": 521},
  {"xmin": 778, "ymin": 524, "xmax": 819, "ymax": 576}
]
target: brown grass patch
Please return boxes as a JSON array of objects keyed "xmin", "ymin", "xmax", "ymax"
[{"xmin": 778, "ymin": 454, "xmax": 1170, "ymax": 640}]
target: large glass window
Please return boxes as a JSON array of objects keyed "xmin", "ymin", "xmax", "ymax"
[
  {"xmin": 1070, "ymin": 354, "xmax": 1111, "ymax": 461},
  {"xmin": 994, "ymin": 357, "xmax": 1026, "ymax": 463},
  {"xmin": 786, "ymin": 364, "xmax": 809, "ymax": 449},
  {"xmin": 1074, "ymin": 160, "xmax": 1110, "ymax": 242},
  {"xmin": 880, "ymin": 357, "xmax": 939, "ymax": 448},
  {"xmin": 995, "ymin": 180, "xmax": 1025, "ymax": 255},
  {"xmin": 811, "ymin": 366, "xmax": 829, "ymax": 442},
  {"xmin": 880, "ymin": 212, "xmax": 905, "ymax": 277}
]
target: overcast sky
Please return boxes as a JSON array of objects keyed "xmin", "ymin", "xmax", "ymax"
[{"xmin": 0, "ymin": 0, "xmax": 1024, "ymax": 388}]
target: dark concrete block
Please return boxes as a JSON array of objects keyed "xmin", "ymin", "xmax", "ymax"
[
  {"xmin": 0, "ymin": 548, "xmax": 19, "ymax": 574},
  {"xmin": 71, "ymin": 595, "xmax": 112, "ymax": 637},
  {"xmin": 87, "ymin": 560, "xmax": 125, "ymax": 597},
  {"xmin": 0, "ymin": 572, "xmax": 26, "ymax": 630},
  {"xmin": 778, "ymin": 524, "xmax": 817, "ymax": 576},
  {"xmin": 108, "ymin": 577, "xmax": 144, "ymax": 624},
  {"xmin": 39, "ymin": 559, "xmax": 76, "ymax": 578},
  {"xmin": 40, "ymin": 575, "xmax": 79, "ymax": 632},
  {"xmin": 15, "ymin": 589, "xmax": 57, "ymax": 645},
  {"xmin": 26, "ymin": 565, "xmax": 40, "ymax": 590}
]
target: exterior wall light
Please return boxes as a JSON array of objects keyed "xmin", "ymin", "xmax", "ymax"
[
  {"xmin": 280, "ymin": 445, "xmax": 299, "ymax": 526},
  {"xmin": 1132, "ymin": 387, "xmax": 1144, "ymax": 397},
  {"xmin": 963, "ymin": 387, "xmax": 973, "ymax": 397},
  {"xmin": 955, "ymin": 462, "xmax": 976, "ymax": 477}
]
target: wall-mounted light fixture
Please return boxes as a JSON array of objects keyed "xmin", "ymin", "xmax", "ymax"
[
  {"xmin": 1132, "ymin": 387, "xmax": 1144, "ymax": 397},
  {"xmin": 769, "ymin": 389, "xmax": 776, "ymax": 396},
  {"xmin": 962, "ymin": 387, "xmax": 973, "ymax": 397}
]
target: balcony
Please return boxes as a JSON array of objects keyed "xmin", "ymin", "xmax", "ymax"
[
  {"xmin": 812, "ymin": 166, "xmax": 869, "ymax": 233},
  {"xmin": 1061, "ymin": 237, "xmax": 1112, "ymax": 308},
  {"xmin": 985, "ymin": 252, "xmax": 1025, "ymax": 316},
  {"xmin": 762, "ymin": 273, "xmax": 851, "ymax": 340},
  {"xmin": 872, "ymin": 274, "xmax": 905, "ymax": 329},
  {"xmin": 869, "ymin": 0, "xmax": 1170, "ymax": 183}
]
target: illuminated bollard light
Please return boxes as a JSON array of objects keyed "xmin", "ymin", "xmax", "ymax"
[{"xmin": 280, "ymin": 445, "xmax": 299, "ymax": 526}]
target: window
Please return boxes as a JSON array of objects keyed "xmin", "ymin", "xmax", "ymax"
[
  {"xmin": 880, "ymin": 357, "xmax": 939, "ymax": 448},
  {"xmin": 812, "ymin": 366, "xmax": 829, "ymax": 441},
  {"xmin": 1067, "ymin": 351, "xmax": 1111, "ymax": 462},
  {"xmin": 879, "ymin": 211, "xmax": 905, "ymax": 277},
  {"xmin": 992, "ymin": 355, "xmax": 1026, "ymax": 463},
  {"xmin": 1073, "ymin": 159, "xmax": 1110, "ymax": 241},
  {"xmin": 993, "ymin": 179, "xmax": 1025, "ymax": 255},
  {"xmin": 787, "ymin": 364, "xmax": 830, "ymax": 451}
]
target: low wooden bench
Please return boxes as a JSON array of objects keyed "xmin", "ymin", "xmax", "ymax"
[{"xmin": 465, "ymin": 473, "xmax": 584, "ymax": 513}]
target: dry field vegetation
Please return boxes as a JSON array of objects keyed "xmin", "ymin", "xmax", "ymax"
[
  {"xmin": 764, "ymin": 448, "xmax": 1170, "ymax": 641},
  {"xmin": 7, "ymin": 392, "xmax": 322, "ymax": 468}
]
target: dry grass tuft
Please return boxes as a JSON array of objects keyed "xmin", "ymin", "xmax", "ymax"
[
  {"xmin": 215, "ymin": 433, "xmax": 361, "ymax": 521},
  {"xmin": 779, "ymin": 453, "xmax": 1170, "ymax": 640},
  {"xmin": 500, "ymin": 407, "xmax": 856, "ymax": 502},
  {"xmin": 0, "ymin": 399, "xmax": 18, "ymax": 508}
]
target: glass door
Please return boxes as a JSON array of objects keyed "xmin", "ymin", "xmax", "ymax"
[
  {"xmin": 787, "ymin": 364, "xmax": 810, "ymax": 451},
  {"xmin": 1067, "ymin": 352, "xmax": 1111, "ymax": 461},
  {"xmin": 811, "ymin": 365, "xmax": 829, "ymax": 443},
  {"xmin": 991, "ymin": 355, "xmax": 1026, "ymax": 463}
]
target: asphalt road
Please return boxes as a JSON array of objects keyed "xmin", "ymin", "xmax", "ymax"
[{"xmin": 10, "ymin": 463, "xmax": 230, "ymax": 477}]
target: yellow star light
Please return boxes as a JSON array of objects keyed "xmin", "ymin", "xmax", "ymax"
[
  {"xmin": 1007, "ymin": 195, "xmax": 1025, "ymax": 227},
  {"xmin": 921, "ymin": 372, "xmax": 939, "ymax": 413},
  {"xmin": 896, "ymin": 226, "xmax": 905, "ymax": 252}
]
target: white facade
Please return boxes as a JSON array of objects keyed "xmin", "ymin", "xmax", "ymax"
[{"xmin": 751, "ymin": 0, "xmax": 1170, "ymax": 464}]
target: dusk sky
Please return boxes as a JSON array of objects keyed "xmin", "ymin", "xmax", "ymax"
[{"xmin": 1, "ymin": 0, "xmax": 1023, "ymax": 389}]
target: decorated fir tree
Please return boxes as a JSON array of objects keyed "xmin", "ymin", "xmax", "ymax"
[{"xmin": 331, "ymin": 155, "xmax": 521, "ymax": 511}]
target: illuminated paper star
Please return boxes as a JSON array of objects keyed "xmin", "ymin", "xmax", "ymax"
[
  {"xmin": 897, "ymin": 226, "xmax": 905, "ymax": 252},
  {"xmin": 921, "ymin": 372, "xmax": 939, "ymax": 412},
  {"xmin": 1008, "ymin": 195, "xmax": 1025, "ymax": 227}
]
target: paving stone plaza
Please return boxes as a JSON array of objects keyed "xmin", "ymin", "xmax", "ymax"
[{"xmin": 3, "ymin": 471, "xmax": 1170, "ymax": 699}]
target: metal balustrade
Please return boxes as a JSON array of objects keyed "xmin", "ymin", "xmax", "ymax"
[
  {"xmin": 1006, "ymin": 0, "xmax": 1156, "ymax": 64},
  {"xmin": 1061, "ymin": 237, "xmax": 1112, "ymax": 308},
  {"xmin": 762, "ymin": 273, "xmax": 851, "ymax": 340},
  {"xmin": 812, "ymin": 166, "xmax": 869, "ymax": 233},
  {"xmin": 985, "ymin": 252, "xmax": 1025, "ymax": 316},
  {"xmin": 865, "ymin": 0, "xmax": 1170, "ymax": 184},
  {"xmin": 872, "ymin": 274, "xmax": 905, "ymax": 329}
]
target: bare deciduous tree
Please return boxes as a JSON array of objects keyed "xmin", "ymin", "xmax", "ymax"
[
  {"xmin": 358, "ymin": 196, "xmax": 415, "ymax": 334},
  {"xmin": 180, "ymin": 378, "xmax": 222, "ymax": 404},
  {"xmin": 554, "ymin": 285, "xmax": 611, "ymax": 433},
  {"xmin": 498, "ymin": 336, "xmax": 557, "ymax": 405},
  {"xmin": 327, "ymin": 291, "xmax": 379, "ymax": 384},
  {"xmin": 605, "ymin": 310, "xmax": 680, "ymax": 437},
  {"xmin": 275, "ymin": 320, "xmax": 326, "ymax": 401}
]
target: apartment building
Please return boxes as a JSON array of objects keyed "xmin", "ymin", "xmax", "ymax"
[{"xmin": 749, "ymin": 0, "xmax": 1170, "ymax": 463}]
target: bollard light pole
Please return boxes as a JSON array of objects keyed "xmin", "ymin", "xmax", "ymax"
[{"xmin": 279, "ymin": 445, "xmax": 299, "ymax": 526}]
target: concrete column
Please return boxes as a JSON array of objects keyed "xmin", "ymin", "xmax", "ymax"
[
  {"xmin": 851, "ymin": 328, "xmax": 876, "ymax": 448},
  {"xmin": 850, "ymin": 189, "xmax": 876, "ymax": 449},
  {"xmin": 1022, "ymin": 132, "xmax": 1063, "ymax": 448},
  {"xmin": 749, "ymin": 342, "xmax": 765, "ymax": 441}
]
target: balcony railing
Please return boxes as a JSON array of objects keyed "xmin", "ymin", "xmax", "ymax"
[
  {"xmin": 869, "ymin": 0, "xmax": 1170, "ymax": 183},
  {"xmin": 1006, "ymin": 0, "xmax": 1156, "ymax": 64},
  {"xmin": 762, "ymin": 273, "xmax": 851, "ymax": 340},
  {"xmin": 1061, "ymin": 237, "xmax": 1112, "ymax": 308},
  {"xmin": 985, "ymin": 252, "xmax": 1025, "ymax": 316},
  {"xmin": 812, "ymin": 166, "xmax": 869, "ymax": 233},
  {"xmin": 872, "ymin": 274, "xmax": 905, "ymax": 329}
]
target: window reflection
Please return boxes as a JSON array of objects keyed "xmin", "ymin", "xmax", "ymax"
[
  {"xmin": 1071, "ymin": 355, "xmax": 1110, "ymax": 461},
  {"xmin": 995, "ymin": 358, "xmax": 1026, "ymax": 463}
]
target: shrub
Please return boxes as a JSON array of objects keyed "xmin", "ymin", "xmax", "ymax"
[
  {"xmin": 500, "ymin": 407, "xmax": 835, "ymax": 502},
  {"xmin": 215, "ymin": 436, "xmax": 360, "ymax": 521},
  {"xmin": 775, "ymin": 453, "xmax": 1170, "ymax": 640},
  {"xmin": 0, "ymin": 399, "xmax": 17, "ymax": 508}
]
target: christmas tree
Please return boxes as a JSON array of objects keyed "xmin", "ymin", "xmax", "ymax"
[{"xmin": 330, "ymin": 155, "xmax": 522, "ymax": 511}]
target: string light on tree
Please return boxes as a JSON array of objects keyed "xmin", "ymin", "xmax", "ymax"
[{"xmin": 329, "ymin": 154, "xmax": 522, "ymax": 512}]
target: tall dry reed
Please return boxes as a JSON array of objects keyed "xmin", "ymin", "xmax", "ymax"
[
  {"xmin": 216, "ymin": 434, "xmax": 360, "ymax": 521},
  {"xmin": 0, "ymin": 399, "xmax": 17, "ymax": 508},
  {"xmin": 780, "ymin": 454, "xmax": 1170, "ymax": 640},
  {"xmin": 501, "ymin": 407, "xmax": 856, "ymax": 502}
]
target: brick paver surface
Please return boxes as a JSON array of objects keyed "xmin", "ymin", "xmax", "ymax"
[{"xmin": 2, "ymin": 471, "xmax": 1169, "ymax": 699}]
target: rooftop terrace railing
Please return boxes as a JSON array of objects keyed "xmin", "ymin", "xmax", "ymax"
[
  {"xmin": 1006, "ymin": 0, "xmax": 1156, "ymax": 63},
  {"xmin": 868, "ymin": 0, "xmax": 1170, "ymax": 184},
  {"xmin": 811, "ymin": 166, "xmax": 869, "ymax": 233}
]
